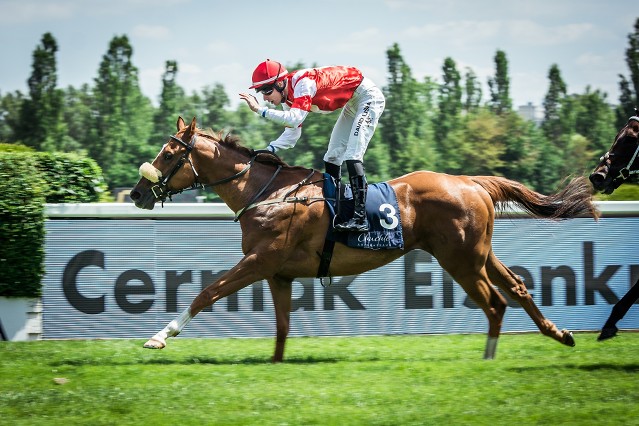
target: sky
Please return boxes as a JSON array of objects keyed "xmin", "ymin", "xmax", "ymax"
[{"xmin": 0, "ymin": 0, "xmax": 636, "ymax": 114}]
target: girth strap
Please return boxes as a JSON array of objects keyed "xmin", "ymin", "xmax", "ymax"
[{"xmin": 316, "ymin": 239, "xmax": 335, "ymax": 286}]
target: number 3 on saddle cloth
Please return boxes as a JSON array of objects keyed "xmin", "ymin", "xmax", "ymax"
[{"xmin": 317, "ymin": 173, "xmax": 405, "ymax": 281}]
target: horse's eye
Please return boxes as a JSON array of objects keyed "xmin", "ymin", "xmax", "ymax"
[{"xmin": 164, "ymin": 152, "xmax": 173, "ymax": 161}]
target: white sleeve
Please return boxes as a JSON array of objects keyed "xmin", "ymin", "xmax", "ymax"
[
  {"xmin": 258, "ymin": 76, "xmax": 315, "ymax": 127},
  {"xmin": 260, "ymin": 105, "xmax": 308, "ymax": 128},
  {"xmin": 268, "ymin": 126, "xmax": 302, "ymax": 152}
]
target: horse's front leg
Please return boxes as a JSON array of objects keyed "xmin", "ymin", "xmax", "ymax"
[
  {"xmin": 143, "ymin": 252, "xmax": 268, "ymax": 349},
  {"xmin": 268, "ymin": 276, "xmax": 293, "ymax": 362}
]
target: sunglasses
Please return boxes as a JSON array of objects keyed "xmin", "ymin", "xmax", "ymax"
[{"xmin": 257, "ymin": 85, "xmax": 275, "ymax": 96}]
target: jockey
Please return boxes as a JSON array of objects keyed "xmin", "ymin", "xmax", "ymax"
[{"xmin": 239, "ymin": 59, "xmax": 386, "ymax": 233}]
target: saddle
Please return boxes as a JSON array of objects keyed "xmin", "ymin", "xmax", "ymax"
[{"xmin": 317, "ymin": 174, "xmax": 404, "ymax": 280}]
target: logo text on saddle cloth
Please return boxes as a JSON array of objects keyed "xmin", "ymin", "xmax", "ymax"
[{"xmin": 324, "ymin": 176, "xmax": 404, "ymax": 250}]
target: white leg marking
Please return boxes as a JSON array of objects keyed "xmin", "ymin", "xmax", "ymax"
[
  {"xmin": 484, "ymin": 336, "xmax": 499, "ymax": 360},
  {"xmin": 143, "ymin": 308, "xmax": 193, "ymax": 349}
]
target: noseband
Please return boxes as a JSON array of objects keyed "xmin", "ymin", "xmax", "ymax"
[{"xmin": 141, "ymin": 134, "xmax": 203, "ymax": 203}]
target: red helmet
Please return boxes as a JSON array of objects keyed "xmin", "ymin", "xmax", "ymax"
[{"xmin": 249, "ymin": 59, "xmax": 288, "ymax": 90}]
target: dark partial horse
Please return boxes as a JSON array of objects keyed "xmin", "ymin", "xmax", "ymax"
[
  {"xmin": 590, "ymin": 111, "xmax": 639, "ymax": 194},
  {"xmin": 590, "ymin": 110, "xmax": 639, "ymax": 340},
  {"xmin": 131, "ymin": 117, "xmax": 598, "ymax": 360}
]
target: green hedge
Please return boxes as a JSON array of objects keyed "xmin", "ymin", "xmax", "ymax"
[
  {"xmin": 0, "ymin": 143, "xmax": 109, "ymax": 297},
  {"xmin": 36, "ymin": 152, "xmax": 110, "ymax": 203},
  {"xmin": 0, "ymin": 152, "xmax": 47, "ymax": 297}
]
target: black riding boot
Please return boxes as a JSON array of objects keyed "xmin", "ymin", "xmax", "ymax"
[
  {"xmin": 324, "ymin": 161, "xmax": 341, "ymax": 182},
  {"xmin": 334, "ymin": 160, "xmax": 369, "ymax": 233},
  {"xmin": 324, "ymin": 161, "xmax": 342, "ymax": 215}
]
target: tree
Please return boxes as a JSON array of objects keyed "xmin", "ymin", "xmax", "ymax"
[
  {"xmin": 494, "ymin": 111, "xmax": 540, "ymax": 187},
  {"xmin": 625, "ymin": 18, "xmax": 639, "ymax": 108},
  {"xmin": 487, "ymin": 50, "xmax": 512, "ymax": 115},
  {"xmin": 62, "ymin": 84, "xmax": 94, "ymax": 154},
  {"xmin": 0, "ymin": 91, "xmax": 24, "ymax": 143},
  {"xmin": 464, "ymin": 67, "xmax": 482, "ymax": 114},
  {"xmin": 201, "ymin": 83, "xmax": 230, "ymax": 132},
  {"xmin": 562, "ymin": 133, "xmax": 593, "ymax": 178},
  {"xmin": 617, "ymin": 76, "xmax": 636, "ymax": 124},
  {"xmin": 541, "ymin": 64, "xmax": 568, "ymax": 145},
  {"xmin": 380, "ymin": 44, "xmax": 436, "ymax": 177},
  {"xmin": 180, "ymin": 91, "xmax": 208, "ymax": 133},
  {"xmin": 91, "ymin": 35, "xmax": 154, "ymax": 187},
  {"xmin": 572, "ymin": 87, "xmax": 616, "ymax": 156},
  {"xmin": 616, "ymin": 17, "xmax": 639, "ymax": 127},
  {"xmin": 452, "ymin": 109, "xmax": 505, "ymax": 175},
  {"xmin": 530, "ymin": 134, "xmax": 565, "ymax": 193},
  {"xmin": 151, "ymin": 61, "xmax": 187, "ymax": 145},
  {"xmin": 435, "ymin": 57, "xmax": 463, "ymax": 172},
  {"xmin": 16, "ymin": 33, "xmax": 66, "ymax": 151}
]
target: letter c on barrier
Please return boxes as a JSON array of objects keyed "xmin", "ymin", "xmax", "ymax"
[{"xmin": 62, "ymin": 250, "xmax": 106, "ymax": 314}]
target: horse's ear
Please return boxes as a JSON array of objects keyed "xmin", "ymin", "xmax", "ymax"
[
  {"xmin": 189, "ymin": 117, "xmax": 197, "ymax": 134},
  {"xmin": 177, "ymin": 116, "xmax": 186, "ymax": 131}
]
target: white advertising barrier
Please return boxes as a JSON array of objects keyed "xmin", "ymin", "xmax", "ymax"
[{"xmin": 42, "ymin": 202, "xmax": 639, "ymax": 339}]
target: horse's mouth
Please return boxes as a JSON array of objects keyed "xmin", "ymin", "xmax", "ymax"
[
  {"xmin": 591, "ymin": 181, "xmax": 618, "ymax": 195},
  {"xmin": 135, "ymin": 200, "xmax": 156, "ymax": 210},
  {"xmin": 130, "ymin": 187, "xmax": 157, "ymax": 210}
]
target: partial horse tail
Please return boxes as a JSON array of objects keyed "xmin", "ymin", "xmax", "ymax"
[{"xmin": 470, "ymin": 175, "xmax": 600, "ymax": 220}]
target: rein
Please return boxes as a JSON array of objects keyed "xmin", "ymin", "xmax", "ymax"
[
  {"xmin": 142, "ymin": 133, "xmax": 325, "ymax": 215},
  {"xmin": 144, "ymin": 134, "xmax": 257, "ymax": 205},
  {"xmin": 233, "ymin": 169, "xmax": 324, "ymax": 221}
]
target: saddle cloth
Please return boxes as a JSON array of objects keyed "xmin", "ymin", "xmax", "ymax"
[{"xmin": 322, "ymin": 173, "xmax": 404, "ymax": 250}]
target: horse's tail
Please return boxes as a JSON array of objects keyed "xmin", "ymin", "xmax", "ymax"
[{"xmin": 470, "ymin": 175, "xmax": 600, "ymax": 220}]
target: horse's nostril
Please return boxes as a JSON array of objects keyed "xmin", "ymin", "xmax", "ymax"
[
  {"xmin": 589, "ymin": 173, "xmax": 603, "ymax": 184},
  {"xmin": 130, "ymin": 190, "xmax": 140, "ymax": 201}
]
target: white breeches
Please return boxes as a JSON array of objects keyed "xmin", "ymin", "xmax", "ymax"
[{"xmin": 323, "ymin": 77, "xmax": 385, "ymax": 165}]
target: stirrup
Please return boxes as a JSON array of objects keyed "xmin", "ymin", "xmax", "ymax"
[{"xmin": 334, "ymin": 218, "xmax": 369, "ymax": 233}]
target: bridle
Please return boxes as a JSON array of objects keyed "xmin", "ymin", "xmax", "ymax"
[
  {"xmin": 142, "ymin": 133, "xmax": 315, "ymax": 219},
  {"xmin": 148, "ymin": 134, "xmax": 200, "ymax": 201},
  {"xmin": 145, "ymin": 133, "xmax": 258, "ymax": 205},
  {"xmin": 603, "ymin": 116, "xmax": 639, "ymax": 189}
]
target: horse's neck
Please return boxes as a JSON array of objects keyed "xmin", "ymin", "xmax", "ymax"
[{"xmin": 195, "ymin": 148, "xmax": 273, "ymax": 212}]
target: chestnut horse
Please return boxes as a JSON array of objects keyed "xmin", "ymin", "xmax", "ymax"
[{"xmin": 131, "ymin": 117, "xmax": 598, "ymax": 360}]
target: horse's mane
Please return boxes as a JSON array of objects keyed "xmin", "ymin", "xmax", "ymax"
[{"xmin": 197, "ymin": 129, "xmax": 290, "ymax": 168}]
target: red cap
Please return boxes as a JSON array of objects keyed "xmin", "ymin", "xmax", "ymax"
[{"xmin": 249, "ymin": 59, "xmax": 288, "ymax": 89}]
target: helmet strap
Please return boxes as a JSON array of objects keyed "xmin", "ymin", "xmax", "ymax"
[{"xmin": 275, "ymin": 79, "xmax": 287, "ymax": 96}]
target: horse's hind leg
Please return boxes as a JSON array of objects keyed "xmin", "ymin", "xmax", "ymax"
[
  {"xmin": 483, "ymin": 285, "xmax": 508, "ymax": 359},
  {"xmin": 268, "ymin": 276, "xmax": 293, "ymax": 363},
  {"xmin": 486, "ymin": 251, "xmax": 575, "ymax": 347},
  {"xmin": 465, "ymin": 279, "xmax": 508, "ymax": 359},
  {"xmin": 448, "ymin": 268, "xmax": 507, "ymax": 359}
]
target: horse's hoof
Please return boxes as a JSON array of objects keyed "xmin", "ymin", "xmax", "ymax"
[
  {"xmin": 143, "ymin": 338, "xmax": 166, "ymax": 349},
  {"xmin": 561, "ymin": 329, "xmax": 575, "ymax": 347},
  {"xmin": 597, "ymin": 326, "xmax": 618, "ymax": 341}
]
